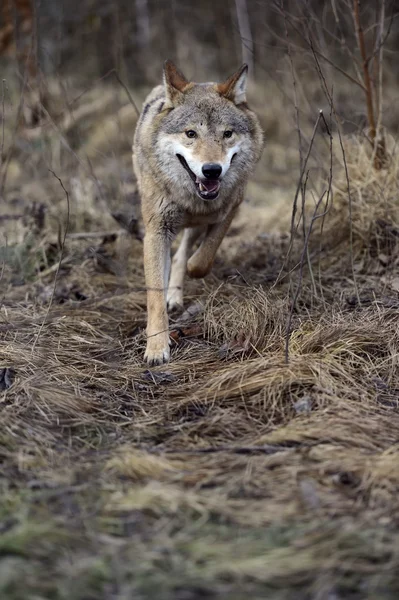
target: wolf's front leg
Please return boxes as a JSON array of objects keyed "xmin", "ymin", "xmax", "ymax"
[
  {"xmin": 143, "ymin": 226, "xmax": 172, "ymax": 365},
  {"xmin": 187, "ymin": 209, "xmax": 237, "ymax": 278},
  {"xmin": 167, "ymin": 226, "xmax": 204, "ymax": 310}
]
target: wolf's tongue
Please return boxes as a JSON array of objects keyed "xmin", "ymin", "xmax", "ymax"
[{"xmin": 197, "ymin": 178, "xmax": 220, "ymax": 193}]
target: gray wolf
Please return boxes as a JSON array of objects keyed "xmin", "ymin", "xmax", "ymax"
[{"xmin": 133, "ymin": 60, "xmax": 264, "ymax": 365}]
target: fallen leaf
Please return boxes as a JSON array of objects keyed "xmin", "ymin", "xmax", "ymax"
[
  {"xmin": 218, "ymin": 332, "xmax": 252, "ymax": 359},
  {"xmin": 170, "ymin": 325, "xmax": 202, "ymax": 344}
]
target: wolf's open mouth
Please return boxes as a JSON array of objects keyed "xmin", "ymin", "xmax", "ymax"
[{"xmin": 176, "ymin": 154, "xmax": 221, "ymax": 200}]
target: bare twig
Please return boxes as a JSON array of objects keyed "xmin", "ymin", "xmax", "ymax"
[
  {"xmin": 285, "ymin": 191, "xmax": 327, "ymax": 364},
  {"xmin": 271, "ymin": 3, "xmax": 367, "ymax": 91},
  {"xmin": 302, "ymin": 173, "xmax": 318, "ymax": 299},
  {"xmin": 330, "ymin": 0, "xmax": 364, "ymax": 83},
  {"xmin": 353, "ymin": 0, "xmax": 376, "ymax": 144},
  {"xmin": 374, "ymin": 1, "xmax": 385, "ymax": 122},
  {"xmin": 31, "ymin": 171, "xmax": 70, "ymax": 352},
  {"xmin": 310, "ymin": 40, "xmax": 361, "ymax": 306},
  {"xmin": 318, "ymin": 106, "xmax": 334, "ymax": 306},
  {"xmin": 69, "ymin": 68, "xmax": 140, "ymax": 117},
  {"xmin": 281, "ymin": 0, "xmax": 303, "ymax": 169},
  {"xmin": 373, "ymin": 0, "xmax": 388, "ymax": 170},
  {"xmin": 311, "ymin": 47, "xmax": 366, "ymax": 91},
  {"xmin": 235, "ymin": 0, "xmax": 254, "ymax": 74},
  {"xmin": 273, "ymin": 111, "xmax": 323, "ymax": 288},
  {"xmin": 113, "ymin": 70, "xmax": 140, "ymax": 117}
]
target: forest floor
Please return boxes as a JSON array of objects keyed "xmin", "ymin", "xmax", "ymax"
[{"xmin": 0, "ymin": 78, "xmax": 399, "ymax": 599}]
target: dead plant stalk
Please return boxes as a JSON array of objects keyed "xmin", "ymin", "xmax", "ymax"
[{"xmin": 31, "ymin": 171, "xmax": 70, "ymax": 352}]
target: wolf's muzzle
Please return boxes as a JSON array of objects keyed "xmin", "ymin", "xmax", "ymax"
[{"xmin": 176, "ymin": 154, "xmax": 221, "ymax": 201}]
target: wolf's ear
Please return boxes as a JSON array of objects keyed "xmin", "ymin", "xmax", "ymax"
[
  {"xmin": 217, "ymin": 64, "xmax": 248, "ymax": 105},
  {"xmin": 163, "ymin": 60, "xmax": 189, "ymax": 107}
]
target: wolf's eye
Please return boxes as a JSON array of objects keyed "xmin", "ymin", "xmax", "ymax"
[
  {"xmin": 186, "ymin": 130, "xmax": 197, "ymax": 138},
  {"xmin": 223, "ymin": 130, "xmax": 233, "ymax": 139}
]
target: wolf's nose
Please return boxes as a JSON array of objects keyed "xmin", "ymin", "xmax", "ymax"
[{"xmin": 202, "ymin": 163, "xmax": 222, "ymax": 179}]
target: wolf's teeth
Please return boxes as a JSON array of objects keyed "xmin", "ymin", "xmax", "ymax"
[{"xmin": 199, "ymin": 183, "xmax": 205, "ymax": 192}]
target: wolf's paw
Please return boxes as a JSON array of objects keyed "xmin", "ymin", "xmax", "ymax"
[
  {"xmin": 167, "ymin": 289, "xmax": 184, "ymax": 313},
  {"xmin": 186, "ymin": 257, "xmax": 212, "ymax": 279},
  {"xmin": 144, "ymin": 336, "xmax": 170, "ymax": 366}
]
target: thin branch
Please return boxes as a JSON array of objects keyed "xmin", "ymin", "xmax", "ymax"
[
  {"xmin": 318, "ymin": 105, "xmax": 334, "ymax": 306},
  {"xmin": 373, "ymin": 0, "xmax": 387, "ymax": 170},
  {"xmin": 273, "ymin": 111, "xmax": 323, "ymax": 288},
  {"xmin": 112, "ymin": 70, "xmax": 140, "ymax": 117},
  {"xmin": 24, "ymin": 68, "xmax": 141, "ymax": 129},
  {"xmin": 281, "ymin": 0, "xmax": 303, "ymax": 170},
  {"xmin": 285, "ymin": 191, "xmax": 327, "ymax": 364},
  {"xmin": 353, "ymin": 0, "xmax": 376, "ymax": 143},
  {"xmin": 330, "ymin": 0, "xmax": 364, "ymax": 83},
  {"xmin": 310, "ymin": 40, "xmax": 361, "ymax": 306},
  {"xmin": 366, "ymin": 3, "xmax": 395, "ymax": 64},
  {"xmin": 313, "ymin": 48, "xmax": 366, "ymax": 91},
  {"xmin": 70, "ymin": 68, "xmax": 139, "ymax": 116},
  {"xmin": 31, "ymin": 171, "xmax": 70, "ymax": 352},
  {"xmin": 235, "ymin": 0, "xmax": 254, "ymax": 74},
  {"xmin": 302, "ymin": 172, "xmax": 318, "ymax": 299},
  {"xmin": 270, "ymin": 3, "xmax": 367, "ymax": 91}
]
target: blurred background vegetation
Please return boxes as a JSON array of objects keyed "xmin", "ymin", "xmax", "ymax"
[
  {"xmin": 0, "ymin": 3, "xmax": 397, "ymax": 202},
  {"xmin": 1, "ymin": 0, "xmax": 398, "ymax": 275},
  {"xmin": 0, "ymin": 0, "xmax": 397, "ymax": 236}
]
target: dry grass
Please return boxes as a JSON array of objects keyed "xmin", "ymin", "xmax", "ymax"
[{"xmin": 0, "ymin": 74, "xmax": 399, "ymax": 599}]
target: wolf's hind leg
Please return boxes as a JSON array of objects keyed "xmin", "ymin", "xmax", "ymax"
[
  {"xmin": 167, "ymin": 226, "xmax": 203, "ymax": 310},
  {"xmin": 187, "ymin": 209, "xmax": 237, "ymax": 279}
]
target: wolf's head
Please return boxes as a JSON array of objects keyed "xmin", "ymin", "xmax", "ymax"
[{"xmin": 155, "ymin": 60, "xmax": 263, "ymax": 204}]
